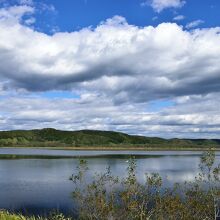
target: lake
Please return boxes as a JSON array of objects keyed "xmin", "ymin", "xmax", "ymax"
[{"xmin": 0, "ymin": 148, "xmax": 219, "ymax": 216}]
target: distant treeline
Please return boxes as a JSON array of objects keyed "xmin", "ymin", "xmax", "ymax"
[{"xmin": 0, "ymin": 128, "xmax": 220, "ymax": 148}]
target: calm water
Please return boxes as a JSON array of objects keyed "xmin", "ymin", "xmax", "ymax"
[{"xmin": 0, "ymin": 148, "xmax": 219, "ymax": 216}]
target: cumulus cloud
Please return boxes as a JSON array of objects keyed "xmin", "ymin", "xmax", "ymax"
[
  {"xmin": 0, "ymin": 9, "xmax": 220, "ymax": 104},
  {"xmin": 142, "ymin": 0, "xmax": 185, "ymax": 13},
  {"xmin": 1, "ymin": 92, "xmax": 220, "ymax": 138},
  {"xmin": 0, "ymin": 5, "xmax": 220, "ymax": 137},
  {"xmin": 0, "ymin": 5, "xmax": 34, "ymax": 21}
]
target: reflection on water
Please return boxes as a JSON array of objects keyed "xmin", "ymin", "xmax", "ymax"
[
  {"xmin": 0, "ymin": 149, "xmax": 219, "ymax": 215},
  {"xmin": 0, "ymin": 148, "xmax": 214, "ymax": 156}
]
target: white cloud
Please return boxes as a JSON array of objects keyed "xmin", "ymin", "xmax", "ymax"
[
  {"xmin": 0, "ymin": 5, "xmax": 34, "ymax": 22},
  {"xmin": 18, "ymin": 0, "xmax": 34, "ymax": 6},
  {"xmin": 38, "ymin": 2, "xmax": 56, "ymax": 13},
  {"xmin": 1, "ymin": 93, "xmax": 220, "ymax": 138},
  {"xmin": 173, "ymin": 15, "xmax": 185, "ymax": 21},
  {"xmin": 0, "ymin": 11, "xmax": 219, "ymax": 103},
  {"xmin": 24, "ymin": 16, "xmax": 35, "ymax": 25},
  {"xmin": 186, "ymin": 19, "xmax": 204, "ymax": 29},
  {"xmin": 142, "ymin": 0, "xmax": 185, "ymax": 12},
  {"xmin": 0, "ymin": 6, "xmax": 220, "ymax": 137}
]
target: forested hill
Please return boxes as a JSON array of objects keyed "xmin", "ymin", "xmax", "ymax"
[{"xmin": 0, "ymin": 128, "xmax": 220, "ymax": 148}]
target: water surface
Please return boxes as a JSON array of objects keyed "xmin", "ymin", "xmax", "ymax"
[{"xmin": 0, "ymin": 148, "xmax": 218, "ymax": 215}]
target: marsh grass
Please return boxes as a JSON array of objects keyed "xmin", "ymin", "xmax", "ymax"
[{"xmin": 0, "ymin": 210, "xmax": 71, "ymax": 220}]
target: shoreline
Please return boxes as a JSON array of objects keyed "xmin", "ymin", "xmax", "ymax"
[
  {"xmin": 0, "ymin": 146, "xmax": 219, "ymax": 151},
  {"xmin": 1, "ymin": 146, "xmax": 219, "ymax": 160}
]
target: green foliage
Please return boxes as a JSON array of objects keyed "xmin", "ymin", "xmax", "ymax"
[
  {"xmin": 0, "ymin": 128, "xmax": 220, "ymax": 148},
  {"xmin": 70, "ymin": 149, "xmax": 220, "ymax": 219}
]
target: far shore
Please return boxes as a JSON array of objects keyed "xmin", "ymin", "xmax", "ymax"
[{"xmin": 0, "ymin": 146, "xmax": 220, "ymax": 151}]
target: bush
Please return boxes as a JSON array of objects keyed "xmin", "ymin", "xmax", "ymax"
[{"xmin": 70, "ymin": 150, "xmax": 220, "ymax": 220}]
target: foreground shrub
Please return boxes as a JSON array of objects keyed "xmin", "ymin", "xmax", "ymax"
[{"xmin": 70, "ymin": 150, "xmax": 220, "ymax": 220}]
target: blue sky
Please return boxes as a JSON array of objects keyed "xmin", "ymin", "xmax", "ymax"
[
  {"xmin": 28, "ymin": 0, "xmax": 220, "ymax": 32},
  {"xmin": 0, "ymin": 0, "xmax": 220, "ymax": 138}
]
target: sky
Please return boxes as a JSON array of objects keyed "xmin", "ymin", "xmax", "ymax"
[{"xmin": 0, "ymin": 0, "xmax": 220, "ymax": 138}]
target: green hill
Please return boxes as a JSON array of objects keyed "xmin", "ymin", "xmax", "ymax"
[{"xmin": 0, "ymin": 128, "xmax": 219, "ymax": 149}]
